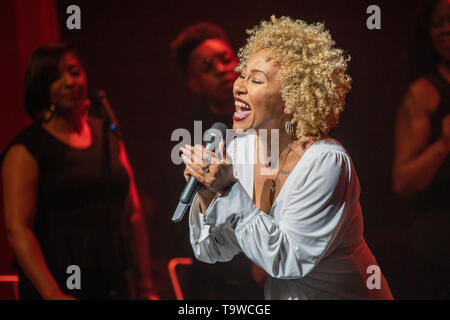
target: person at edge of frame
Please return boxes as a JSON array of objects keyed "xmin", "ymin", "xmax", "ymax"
[{"xmin": 1, "ymin": 43, "xmax": 159, "ymax": 300}]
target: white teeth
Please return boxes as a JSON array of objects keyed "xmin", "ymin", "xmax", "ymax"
[{"xmin": 235, "ymin": 101, "xmax": 251, "ymax": 110}]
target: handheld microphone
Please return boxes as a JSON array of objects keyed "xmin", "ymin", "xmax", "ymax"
[{"xmin": 171, "ymin": 122, "xmax": 228, "ymax": 223}]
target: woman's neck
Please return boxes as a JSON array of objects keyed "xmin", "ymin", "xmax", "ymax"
[
  {"xmin": 437, "ymin": 61, "xmax": 450, "ymax": 83},
  {"xmin": 256, "ymin": 127, "xmax": 298, "ymax": 167},
  {"xmin": 44, "ymin": 105, "xmax": 89, "ymax": 135}
]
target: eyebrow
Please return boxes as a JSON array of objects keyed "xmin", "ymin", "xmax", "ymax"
[{"xmin": 250, "ymin": 69, "xmax": 269, "ymax": 80}]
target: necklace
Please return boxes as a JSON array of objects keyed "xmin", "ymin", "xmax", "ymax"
[{"xmin": 268, "ymin": 143, "xmax": 294, "ymax": 205}]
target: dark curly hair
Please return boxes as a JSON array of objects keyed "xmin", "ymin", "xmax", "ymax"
[{"xmin": 170, "ymin": 22, "xmax": 231, "ymax": 75}]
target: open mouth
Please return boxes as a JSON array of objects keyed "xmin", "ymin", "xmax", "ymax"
[
  {"xmin": 64, "ymin": 90, "xmax": 82, "ymax": 100},
  {"xmin": 233, "ymin": 98, "xmax": 251, "ymax": 121}
]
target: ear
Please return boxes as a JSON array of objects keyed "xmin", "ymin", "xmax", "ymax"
[
  {"xmin": 187, "ymin": 78, "xmax": 201, "ymax": 94},
  {"xmin": 283, "ymin": 106, "xmax": 291, "ymax": 117}
]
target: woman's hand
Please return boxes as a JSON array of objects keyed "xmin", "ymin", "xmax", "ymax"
[
  {"xmin": 181, "ymin": 141, "xmax": 236, "ymax": 195},
  {"xmin": 183, "ymin": 167, "xmax": 217, "ymax": 199}
]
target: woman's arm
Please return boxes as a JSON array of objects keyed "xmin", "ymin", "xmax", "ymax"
[
  {"xmin": 118, "ymin": 141, "xmax": 159, "ymax": 299},
  {"xmin": 182, "ymin": 143, "xmax": 243, "ymax": 264},
  {"xmin": 393, "ymin": 78, "xmax": 450, "ymax": 196},
  {"xmin": 190, "ymin": 182, "xmax": 267, "ymax": 287},
  {"xmin": 191, "ymin": 150, "xmax": 356, "ymax": 279},
  {"xmin": 2, "ymin": 145, "xmax": 74, "ymax": 300},
  {"xmin": 189, "ymin": 192, "xmax": 243, "ymax": 264}
]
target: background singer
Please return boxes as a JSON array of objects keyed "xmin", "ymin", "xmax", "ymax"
[{"xmin": 1, "ymin": 43, "xmax": 157, "ymax": 299}]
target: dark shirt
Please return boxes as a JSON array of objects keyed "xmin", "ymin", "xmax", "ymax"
[
  {"xmin": 409, "ymin": 70, "xmax": 450, "ymax": 299},
  {"xmin": 2, "ymin": 116, "xmax": 132, "ymax": 299},
  {"xmin": 414, "ymin": 70, "xmax": 450, "ymax": 217}
]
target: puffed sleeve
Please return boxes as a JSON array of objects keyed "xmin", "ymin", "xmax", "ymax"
[
  {"xmin": 191, "ymin": 149, "xmax": 359, "ymax": 278},
  {"xmin": 189, "ymin": 193, "xmax": 243, "ymax": 263}
]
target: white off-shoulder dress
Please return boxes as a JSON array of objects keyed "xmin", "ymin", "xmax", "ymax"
[{"xmin": 189, "ymin": 134, "xmax": 393, "ymax": 300}]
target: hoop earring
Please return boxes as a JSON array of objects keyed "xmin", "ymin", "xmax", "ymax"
[
  {"xmin": 43, "ymin": 104, "xmax": 56, "ymax": 122},
  {"xmin": 285, "ymin": 120, "xmax": 293, "ymax": 135}
]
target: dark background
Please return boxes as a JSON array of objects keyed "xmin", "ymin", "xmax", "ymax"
[{"xmin": 2, "ymin": 0, "xmax": 430, "ymax": 299}]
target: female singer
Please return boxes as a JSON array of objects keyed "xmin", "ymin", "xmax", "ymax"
[
  {"xmin": 181, "ymin": 16, "xmax": 393, "ymax": 299},
  {"xmin": 2, "ymin": 43, "xmax": 157, "ymax": 299}
]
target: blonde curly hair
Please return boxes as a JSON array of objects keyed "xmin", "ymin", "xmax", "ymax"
[{"xmin": 237, "ymin": 16, "xmax": 351, "ymax": 139}]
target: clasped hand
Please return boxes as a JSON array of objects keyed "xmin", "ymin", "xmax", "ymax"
[{"xmin": 181, "ymin": 141, "xmax": 236, "ymax": 195}]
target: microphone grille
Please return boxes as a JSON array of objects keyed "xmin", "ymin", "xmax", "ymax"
[
  {"xmin": 204, "ymin": 122, "xmax": 228, "ymax": 150},
  {"xmin": 211, "ymin": 122, "xmax": 227, "ymax": 137}
]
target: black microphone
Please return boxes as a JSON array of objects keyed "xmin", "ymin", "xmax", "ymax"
[
  {"xmin": 90, "ymin": 89, "xmax": 122, "ymax": 140},
  {"xmin": 172, "ymin": 122, "xmax": 228, "ymax": 223}
]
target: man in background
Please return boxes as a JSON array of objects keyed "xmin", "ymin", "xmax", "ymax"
[{"xmin": 168, "ymin": 22, "xmax": 264, "ymax": 299}]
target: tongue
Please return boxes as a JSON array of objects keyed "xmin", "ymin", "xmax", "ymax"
[{"xmin": 235, "ymin": 109, "xmax": 251, "ymax": 118}]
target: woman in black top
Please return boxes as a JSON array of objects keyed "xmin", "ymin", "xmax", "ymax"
[
  {"xmin": 1, "ymin": 43, "xmax": 156, "ymax": 299},
  {"xmin": 393, "ymin": 0, "xmax": 450, "ymax": 298}
]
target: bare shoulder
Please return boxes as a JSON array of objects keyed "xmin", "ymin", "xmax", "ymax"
[
  {"xmin": 2, "ymin": 145, "xmax": 38, "ymax": 178},
  {"xmin": 404, "ymin": 77, "xmax": 440, "ymax": 115}
]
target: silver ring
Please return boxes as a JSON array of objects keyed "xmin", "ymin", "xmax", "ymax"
[{"xmin": 201, "ymin": 166, "xmax": 209, "ymax": 173}]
